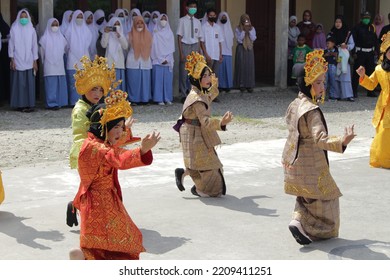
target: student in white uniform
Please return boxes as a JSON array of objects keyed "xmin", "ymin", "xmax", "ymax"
[
  {"xmin": 128, "ymin": 8, "xmax": 141, "ymax": 32},
  {"xmin": 93, "ymin": 9, "xmax": 108, "ymax": 57},
  {"xmin": 151, "ymin": 13, "xmax": 175, "ymax": 105},
  {"xmin": 64, "ymin": 10, "xmax": 92, "ymax": 106},
  {"xmin": 8, "ymin": 9, "xmax": 38, "ymax": 112},
  {"xmin": 200, "ymin": 8, "xmax": 223, "ymax": 76},
  {"xmin": 217, "ymin": 11, "xmax": 234, "ymax": 92},
  {"xmin": 84, "ymin": 11, "xmax": 99, "ymax": 58},
  {"xmin": 149, "ymin": 11, "xmax": 160, "ymax": 34},
  {"xmin": 101, "ymin": 17, "xmax": 128, "ymax": 91},
  {"xmin": 39, "ymin": 18, "xmax": 68, "ymax": 110},
  {"xmin": 177, "ymin": 0, "xmax": 203, "ymax": 101}
]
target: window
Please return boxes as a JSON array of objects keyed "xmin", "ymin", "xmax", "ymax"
[{"xmin": 131, "ymin": 0, "xmax": 166, "ymax": 14}]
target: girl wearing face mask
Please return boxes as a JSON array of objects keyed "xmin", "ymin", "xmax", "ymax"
[
  {"xmin": 101, "ymin": 17, "xmax": 128, "ymax": 91},
  {"xmin": 142, "ymin": 11, "xmax": 151, "ymax": 32},
  {"xmin": 217, "ymin": 12, "xmax": 234, "ymax": 92},
  {"xmin": 39, "ymin": 18, "xmax": 68, "ymax": 110},
  {"xmin": 93, "ymin": 9, "xmax": 108, "ymax": 57},
  {"xmin": 148, "ymin": 11, "xmax": 160, "ymax": 34},
  {"xmin": 128, "ymin": 8, "xmax": 141, "ymax": 31},
  {"xmin": 64, "ymin": 10, "xmax": 93, "ymax": 106},
  {"xmin": 114, "ymin": 9, "xmax": 129, "ymax": 35},
  {"xmin": 126, "ymin": 16, "xmax": 153, "ymax": 105},
  {"xmin": 151, "ymin": 14, "xmax": 175, "ymax": 105},
  {"xmin": 8, "ymin": 9, "xmax": 38, "ymax": 113}
]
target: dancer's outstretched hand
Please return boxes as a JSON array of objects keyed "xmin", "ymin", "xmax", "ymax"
[
  {"xmin": 342, "ymin": 124, "xmax": 356, "ymax": 146},
  {"xmin": 221, "ymin": 111, "xmax": 233, "ymax": 126},
  {"xmin": 125, "ymin": 117, "xmax": 137, "ymax": 129},
  {"xmin": 140, "ymin": 131, "xmax": 161, "ymax": 155}
]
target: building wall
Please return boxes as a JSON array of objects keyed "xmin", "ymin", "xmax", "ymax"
[
  {"xmin": 380, "ymin": 1, "xmax": 390, "ymax": 25},
  {"xmin": 312, "ymin": 0, "xmax": 336, "ymax": 34}
]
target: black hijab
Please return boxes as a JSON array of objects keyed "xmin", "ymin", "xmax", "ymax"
[
  {"xmin": 0, "ymin": 12, "xmax": 10, "ymax": 37},
  {"xmin": 87, "ymin": 103, "xmax": 125, "ymax": 141},
  {"xmin": 382, "ymin": 47, "xmax": 390, "ymax": 72},
  {"xmin": 328, "ymin": 15, "xmax": 349, "ymax": 46}
]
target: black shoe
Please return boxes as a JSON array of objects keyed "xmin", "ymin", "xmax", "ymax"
[
  {"xmin": 225, "ymin": 88, "xmax": 231, "ymax": 93},
  {"xmin": 213, "ymin": 97, "xmax": 220, "ymax": 103},
  {"xmin": 239, "ymin": 87, "xmax": 245, "ymax": 92},
  {"xmin": 66, "ymin": 201, "xmax": 78, "ymax": 227},
  {"xmin": 247, "ymin": 88, "xmax": 253, "ymax": 93},
  {"xmin": 367, "ymin": 92, "xmax": 378, "ymax": 97},
  {"xmin": 174, "ymin": 168, "xmax": 185, "ymax": 191},
  {"xmin": 181, "ymin": 97, "xmax": 186, "ymax": 104},
  {"xmin": 288, "ymin": 220, "xmax": 312, "ymax": 245},
  {"xmin": 191, "ymin": 186, "xmax": 200, "ymax": 197}
]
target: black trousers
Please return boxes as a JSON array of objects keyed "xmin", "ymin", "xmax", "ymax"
[{"xmin": 352, "ymin": 51, "xmax": 375, "ymax": 97}]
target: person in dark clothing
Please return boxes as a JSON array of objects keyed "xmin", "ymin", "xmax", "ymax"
[
  {"xmin": 0, "ymin": 12, "xmax": 11, "ymax": 105},
  {"xmin": 378, "ymin": 13, "xmax": 390, "ymax": 44},
  {"xmin": 351, "ymin": 11, "xmax": 378, "ymax": 97}
]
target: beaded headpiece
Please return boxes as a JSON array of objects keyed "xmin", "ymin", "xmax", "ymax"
[
  {"xmin": 379, "ymin": 31, "xmax": 390, "ymax": 62},
  {"xmin": 74, "ymin": 56, "xmax": 120, "ymax": 96},
  {"xmin": 304, "ymin": 49, "xmax": 328, "ymax": 86},
  {"xmin": 185, "ymin": 51, "xmax": 211, "ymax": 80},
  {"xmin": 99, "ymin": 90, "xmax": 133, "ymax": 130}
]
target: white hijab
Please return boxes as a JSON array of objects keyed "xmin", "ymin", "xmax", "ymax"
[
  {"xmin": 10, "ymin": 9, "xmax": 35, "ymax": 62},
  {"xmin": 128, "ymin": 8, "xmax": 141, "ymax": 31},
  {"xmin": 39, "ymin": 18, "xmax": 67, "ymax": 64},
  {"xmin": 65, "ymin": 10, "xmax": 92, "ymax": 61},
  {"xmin": 60, "ymin": 10, "xmax": 72, "ymax": 34},
  {"xmin": 151, "ymin": 14, "xmax": 175, "ymax": 71},
  {"xmin": 114, "ymin": 9, "xmax": 128, "ymax": 34},
  {"xmin": 217, "ymin": 12, "xmax": 234, "ymax": 54},
  {"xmin": 93, "ymin": 9, "xmax": 107, "ymax": 33},
  {"xmin": 148, "ymin": 11, "xmax": 160, "ymax": 33},
  {"xmin": 142, "ymin": 11, "xmax": 151, "ymax": 31},
  {"xmin": 84, "ymin": 11, "xmax": 99, "ymax": 57},
  {"xmin": 105, "ymin": 17, "xmax": 125, "ymax": 63}
]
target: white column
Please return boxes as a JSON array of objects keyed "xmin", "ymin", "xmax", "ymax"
[
  {"xmin": 167, "ymin": 0, "xmax": 180, "ymax": 98},
  {"xmin": 274, "ymin": 0, "xmax": 289, "ymax": 88},
  {"xmin": 38, "ymin": 0, "xmax": 53, "ymax": 37}
]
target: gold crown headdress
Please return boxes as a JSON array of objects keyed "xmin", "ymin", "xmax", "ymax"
[
  {"xmin": 379, "ymin": 31, "xmax": 390, "ymax": 63},
  {"xmin": 185, "ymin": 51, "xmax": 210, "ymax": 80},
  {"xmin": 74, "ymin": 55, "xmax": 121, "ymax": 96},
  {"xmin": 99, "ymin": 90, "xmax": 133, "ymax": 131},
  {"xmin": 304, "ymin": 49, "xmax": 328, "ymax": 86}
]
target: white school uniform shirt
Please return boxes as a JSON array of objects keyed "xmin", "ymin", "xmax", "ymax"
[
  {"xmin": 177, "ymin": 14, "xmax": 203, "ymax": 45},
  {"xmin": 151, "ymin": 14, "xmax": 175, "ymax": 71},
  {"xmin": 101, "ymin": 17, "xmax": 128, "ymax": 69},
  {"xmin": 39, "ymin": 18, "xmax": 67, "ymax": 76},
  {"xmin": 201, "ymin": 21, "xmax": 223, "ymax": 60},
  {"xmin": 125, "ymin": 40, "xmax": 152, "ymax": 70},
  {"xmin": 64, "ymin": 10, "xmax": 93, "ymax": 70},
  {"xmin": 217, "ymin": 12, "xmax": 234, "ymax": 56},
  {"xmin": 8, "ymin": 9, "xmax": 39, "ymax": 71}
]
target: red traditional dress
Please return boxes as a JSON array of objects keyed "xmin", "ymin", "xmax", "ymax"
[{"xmin": 73, "ymin": 132, "xmax": 152, "ymax": 260}]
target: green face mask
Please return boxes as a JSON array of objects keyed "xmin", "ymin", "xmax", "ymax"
[
  {"xmin": 188, "ymin": 7, "xmax": 197, "ymax": 16},
  {"xmin": 362, "ymin": 18, "xmax": 370, "ymax": 25},
  {"xmin": 20, "ymin": 18, "xmax": 29, "ymax": 26}
]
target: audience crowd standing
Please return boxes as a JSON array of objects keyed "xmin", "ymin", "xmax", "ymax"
[{"xmin": 1, "ymin": 2, "xmax": 387, "ymax": 111}]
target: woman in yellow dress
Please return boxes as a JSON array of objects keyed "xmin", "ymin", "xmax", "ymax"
[{"xmin": 357, "ymin": 31, "xmax": 390, "ymax": 169}]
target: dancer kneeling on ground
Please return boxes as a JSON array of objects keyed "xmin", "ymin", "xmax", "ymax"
[
  {"xmin": 174, "ymin": 51, "xmax": 233, "ymax": 197},
  {"xmin": 282, "ymin": 49, "xmax": 356, "ymax": 245},
  {"xmin": 69, "ymin": 90, "xmax": 160, "ymax": 260}
]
